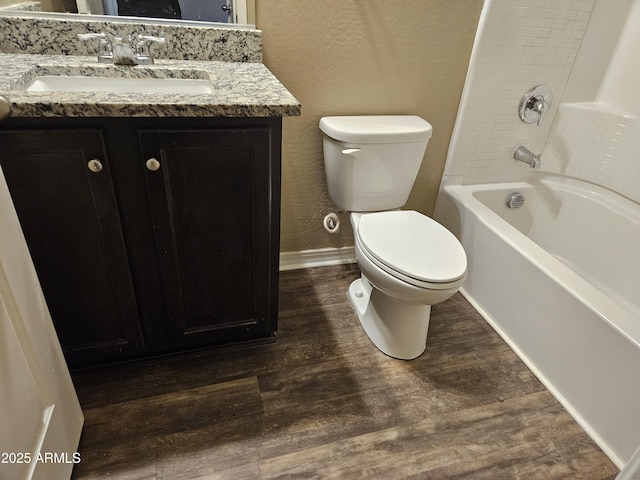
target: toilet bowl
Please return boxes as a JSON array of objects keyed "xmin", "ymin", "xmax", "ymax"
[
  {"xmin": 348, "ymin": 211, "xmax": 466, "ymax": 359},
  {"xmin": 320, "ymin": 115, "xmax": 467, "ymax": 359}
]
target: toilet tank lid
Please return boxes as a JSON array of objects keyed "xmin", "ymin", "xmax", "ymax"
[{"xmin": 319, "ymin": 115, "xmax": 433, "ymax": 143}]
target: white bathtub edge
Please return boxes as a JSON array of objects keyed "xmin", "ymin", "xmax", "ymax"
[
  {"xmin": 459, "ymin": 286, "xmax": 626, "ymax": 469},
  {"xmin": 443, "ymin": 181, "xmax": 640, "ymax": 351}
]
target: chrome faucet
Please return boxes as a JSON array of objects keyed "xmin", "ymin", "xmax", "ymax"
[
  {"xmin": 77, "ymin": 33, "xmax": 113, "ymax": 63},
  {"xmin": 519, "ymin": 85, "xmax": 553, "ymax": 126},
  {"xmin": 78, "ymin": 32, "xmax": 166, "ymax": 66},
  {"xmin": 133, "ymin": 34, "xmax": 167, "ymax": 65},
  {"xmin": 513, "ymin": 146, "xmax": 541, "ymax": 169},
  {"xmin": 111, "ymin": 36, "xmax": 138, "ymax": 66}
]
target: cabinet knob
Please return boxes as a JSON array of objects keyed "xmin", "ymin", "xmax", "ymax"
[
  {"xmin": 87, "ymin": 159, "xmax": 103, "ymax": 172},
  {"xmin": 0, "ymin": 95, "xmax": 11, "ymax": 121},
  {"xmin": 146, "ymin": 157, "xmax": 161, "ymax": 171}
]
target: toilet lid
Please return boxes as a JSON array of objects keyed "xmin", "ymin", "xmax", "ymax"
[
  {"xmin": 319, "ymin": 115, "xmax": 433, "ymax": 143},
  {"xmin": 357, "ymin": 210, "xmax": 467, "ymax": 284}
]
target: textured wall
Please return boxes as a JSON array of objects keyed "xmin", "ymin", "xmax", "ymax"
[
  {"xmin": 39, "ymin": 0, "xmax": 76, "ymax": 11},
  {"xmin": 256, "ymin": 0, "xmax": 482, "ymax": 252}
]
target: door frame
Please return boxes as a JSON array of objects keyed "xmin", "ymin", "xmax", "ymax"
[{"xmin": 0, "ymin": 166, "xmax": 83, "ymax": 480}]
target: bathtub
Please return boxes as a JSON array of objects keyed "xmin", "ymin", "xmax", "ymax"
[{"xmin": 435, "ymin": 175, "xmax": 640, "ymax": 468}]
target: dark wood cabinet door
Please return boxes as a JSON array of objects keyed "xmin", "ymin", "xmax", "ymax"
[
  {"xmin": 0, "ymin": 130, "xmax": 143, "ymax": 367},
  {"xmin": 140, "ymin": 128, "xmax": 277, "ymax": 348}
]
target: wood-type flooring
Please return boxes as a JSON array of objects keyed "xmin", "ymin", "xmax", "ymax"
[{"xmin": 70, "ymin": 264, "xmax": 619, "ymax": 479}]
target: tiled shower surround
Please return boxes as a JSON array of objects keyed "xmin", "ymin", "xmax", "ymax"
[
  {"xmin": 545, "ymin": 104, "xmax": 640, "ymax": 203},
  {"xmin": 445, "ymin": 0, "xmax": 594, "ymax": 179},
  {"xmin": 445, "ymin": 1, "xmax": 591, "ymax": 174},
  {"xmin": 445, "ymin": 0, "xmax": 640, "ymax": 204}
]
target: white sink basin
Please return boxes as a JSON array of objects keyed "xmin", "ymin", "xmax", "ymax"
[{"xmin": 25, "ymin": 75, "xmax": 214, "ymax": 94}]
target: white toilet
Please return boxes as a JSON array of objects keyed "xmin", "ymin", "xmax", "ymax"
[{"xmin": 319, "ymin": 115, "xmax": 467, "ymax": 360}]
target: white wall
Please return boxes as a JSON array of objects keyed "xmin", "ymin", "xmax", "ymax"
[
  {"xmin": 596, "ymin": 0, "xmax": 640, "ymax": 114},
  {"xmin": 543, "ymin": 0, "xmax": 640, "ymax": 203},
  {"xmin": 563, "ymin": 0, "xmax": 631, "ymax": 103}
]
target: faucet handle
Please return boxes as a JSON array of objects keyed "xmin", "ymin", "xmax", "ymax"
[
  {"xmin": 133, "ymin": 33, "xmax": 166, "ymax": 65},
  {"xmin": 519, "ymin": 85, "xmax": 553, "ymax": 126},
  {"xmin": 136, "ymin": 33, "xmax": 166, "ymax": 44},
  {"xmin": 77, "ymin": 33, "xmax": 113, "ymax": 63},
  {"xmin": 533, "ymin": 98, "xmax": 546, "ymax": 126},
  {"xmin": 78, "ymin": 32, "xmax": 107, "ymax": 40}
]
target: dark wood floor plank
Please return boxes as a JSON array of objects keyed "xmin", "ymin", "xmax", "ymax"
[
  {"xmin": 157, "ymin": 461, "xmax": 263, "ymax": 480},
  {"xmin": 70, "ymin": 264, "xmax": 618, "ymax": 480},
  {"xmin": 259, "ymin": 391, "xmax": 613, "ymax": 479},
  {"xmin": 155, "ymin": 437, "xmax": 264, "ymax": 480},
  {"xmin": 72, "ymin": 377, "xmax": 263, "ymax": 478}
]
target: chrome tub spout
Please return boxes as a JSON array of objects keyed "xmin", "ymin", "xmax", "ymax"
[{"xmin": 514, "ymin": 146, "xmax": 541, "ymax": 169}]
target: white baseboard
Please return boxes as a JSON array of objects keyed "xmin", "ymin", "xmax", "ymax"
[{"xmin": 279, "ymin": 247, "xmax": 356, "ymax": 271}]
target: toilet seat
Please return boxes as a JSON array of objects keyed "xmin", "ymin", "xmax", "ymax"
[{"xmin": 356, "ymin": 210, "xmax": 467, "ymax": 290}]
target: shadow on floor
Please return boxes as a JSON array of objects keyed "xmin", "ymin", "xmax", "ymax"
[{"xmin": 70, "ymin": 265, "xmax": 618, "ymax": 480}]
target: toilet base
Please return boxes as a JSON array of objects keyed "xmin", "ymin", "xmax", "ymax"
[{"xmin": 348, "ymin": 277, "xmax": 431, "ymax": 360}]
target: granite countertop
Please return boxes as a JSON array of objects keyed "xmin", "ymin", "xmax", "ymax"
[{"xmin": 0, "ymin": 53, "xmax": 301, "ymax": 118}]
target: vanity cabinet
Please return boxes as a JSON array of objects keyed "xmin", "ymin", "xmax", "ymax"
[
  {"xmin": 0, "ymin": 117, "xmax": 282, "ymax": 368},
  {"xmin": 139, "ymin": 128, "xmax": 276, "ymax": 348},
  {"xmin": 0, "ymin": 130, "xmax": 144, "ymax": 365}
]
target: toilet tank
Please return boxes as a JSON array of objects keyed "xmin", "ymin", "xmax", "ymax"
[{"xmin": 320, "ymin": 116, "xmax": 433, "ymax": 212}]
